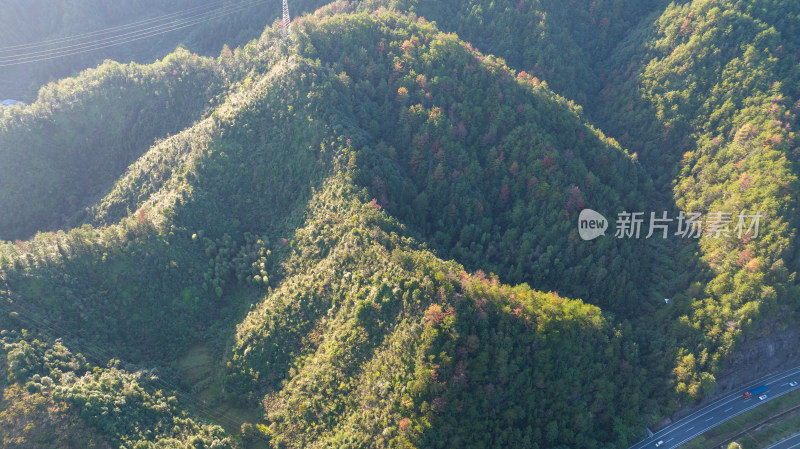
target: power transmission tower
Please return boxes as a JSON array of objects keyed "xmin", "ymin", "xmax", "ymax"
[{"xmin": 281, "ymin": 0, "xmax": 291, "ymax": 38}]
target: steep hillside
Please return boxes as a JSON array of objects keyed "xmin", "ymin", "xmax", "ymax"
[
  {"xmin": 332, "ymin": 0, "xmax": 800, "ymax": 405},
  {"xmin": 322, "ymin": 0, "xmax": 669, "ymax": 107},
  {"xmin": 72, "ymin": 9, "xmax": 659, "ymax": 314},
  {"xmin": 0, "ymin": 49, "xmax": 230, "ymax": 241},
  {"xmin": 0, "ymin": 385, "xmax": 111, "ymax": 448},
  {"xmin": 0, "ymin": 9, "xmax": 655, "ymax": 447},
  {"xmin": 595, "ymin": 0, "xmax": 800, "ymax": 398},
  {"xmin": 2, "ymin": 0, "xmax": 800, "ymax": 446},
  {"xmin": 294, "ymin": 10, "xmax": 657, "ymax": 312},
  {"xmin": 229, "ymin": 176, "xmax": 644, "ymax": 448}
]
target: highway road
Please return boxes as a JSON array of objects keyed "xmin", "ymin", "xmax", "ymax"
[
  {"xmin": 630, "ymin": 366, "xmax": 800, "ymax": 449},
  {"xmin": 765, "ymin": 431, "xmax": 800, "ymax": 449}
]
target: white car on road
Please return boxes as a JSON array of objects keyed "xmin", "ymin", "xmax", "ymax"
[
  {"xmin": 790, "ymin": 381, "xmax": 798, "ymax": 387},
  {"xmin": 759, "ymin": 394, "xmax": 768, "ymax": 400}
]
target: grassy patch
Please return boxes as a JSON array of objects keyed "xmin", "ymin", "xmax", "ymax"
[
  {"xmin": 177, "ymin": 344, "xmax": 215, "ymax": 384},
  {"xmin": 176, "ymin": 343, "xmax": 262, "ymax": 436},
  {"xmin": 735, "ymin": 409, "xmax": 800, "ymax": 449}
]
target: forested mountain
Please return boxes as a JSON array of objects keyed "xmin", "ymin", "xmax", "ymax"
[
  {"xmin": 0, "ymin": 1, "xmax": 799, "ymax": 448},
  {"xmin": 0, "ymin": 50, "xmax": 232, "ymax": 240},
  {"xmin": 336, "ymin": 0, "xmax": 800, "ymax": 401},
  {"xmin": 596, "ymin": 0, "xmax": 800, "ymax": 399}
]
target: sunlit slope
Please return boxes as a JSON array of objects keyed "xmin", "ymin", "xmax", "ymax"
[
  {"xmin": 229, "ymin": 176, "xmax": 644, "ymax": 448},
  {"xmin": 291, "ymin": 11, "xmax": 655, "ymax": 313},
  {"xmin": 595, "ymin": 0, "xmax": 800, "ymax": 399},
  {"xmin": 336, "ymin": 0, "xmax": 800, "ymax": 407},
  {"xmin": 77, "ymin": 10, "xmax": 658, "ymax": 315},
  {"xmin": 0, "ymin": 49, "xmax": 228, "ymax": 241},
  {"xmin": 0, "ymin": 10, "xmax": 655, "ymax": 447},
  {"xmin": 322, "ymin": 0, "xmax": 669, "ymax": 107}
]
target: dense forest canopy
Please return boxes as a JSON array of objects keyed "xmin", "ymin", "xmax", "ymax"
[{"xmin": 0, "ymin": 1, "xmax": 799, "ymax": 448}]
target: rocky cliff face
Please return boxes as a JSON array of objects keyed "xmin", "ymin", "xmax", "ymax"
[
  {"xmin": 717, "ymin": 310, "xmax": 800, "ymax": 393},
  {"xmin": 658, "ymin": 308, "xmax": 800, "ymax": 428}
]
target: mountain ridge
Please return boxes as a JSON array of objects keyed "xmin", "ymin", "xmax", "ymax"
[{"xmin": 0, "ymin": 1, "xmax": 799, "ymax": 447}]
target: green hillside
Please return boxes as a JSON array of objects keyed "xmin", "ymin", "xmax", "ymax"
[
  {"xmin": 0, "ymin": 0, "xmax": 799, "ymax": 448},
  {"xmin": 0, "ymin": 9, "xmax": 653, "ymax": 447},
  {"xmin": 0, "ymin": 49, "xmax": 230, "ymax": 240},
  {"xmin": 334, "ymin": 0, "xmax": 800, "ymax": 402},
  {"xmin": 595, "ymin": 0, "xmax": 800, "ymax": 398}
]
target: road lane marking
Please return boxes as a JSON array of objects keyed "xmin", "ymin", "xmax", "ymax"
[
  {"xmin": 687, "ymin": 426, "xmax": 694, "ymax": 431},
  {"xmin": 670, "ymin": 387, "xmax": 796, "ymax": 449},
  {"xmin": 629, "ymin": 367, "xmax": 800, "ymax": 448},
  {"xmin": 724, "ymin": 407, "xmax": 733, "ymax": 412},
  {"xmin": 764, "ymin": 433, "xmax": 800, "ymax": 449},
  {"xmin": 705, "ymin": 416, "xmax": 714, "ymax": 421}
]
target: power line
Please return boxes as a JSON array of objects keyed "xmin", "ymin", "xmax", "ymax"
[
  {"xmin": 0, "ymin": 0, "xmax": 268, "ymax": 65},
  {"xmin": 0, "ymin": 0, "xmax": 238, "ymax": 53},
  {"xmin": 0, "ymin": 0, "xmax": 271, "ymax": 67},
  {"xmin": 0, "ymin": 0, "xmax": 264, "ymax": 61}
]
